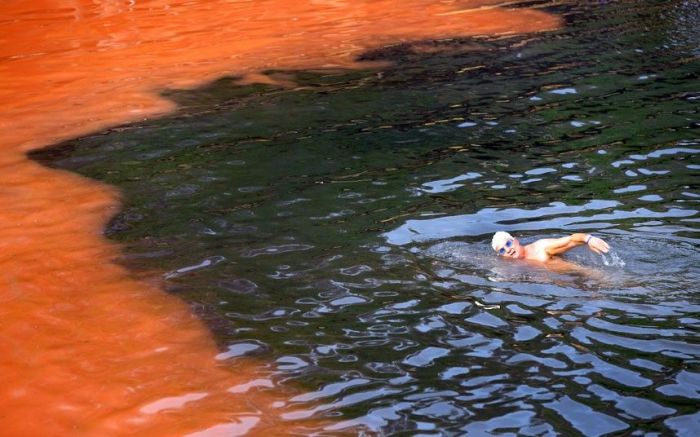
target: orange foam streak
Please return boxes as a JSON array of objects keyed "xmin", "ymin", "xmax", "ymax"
[{"xmin": 0, "ymin": 0, "xmax": 560, "ymax": 434}]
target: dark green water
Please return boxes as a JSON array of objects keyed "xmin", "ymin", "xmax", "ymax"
[{"xmin": 32, "ymin": 1, "xmax": 699, "ymax": 435}]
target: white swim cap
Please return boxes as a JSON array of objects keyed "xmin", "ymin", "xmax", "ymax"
[{"xmin": 491, "ymin": 231, "xmax": 513, "ymax": 251}]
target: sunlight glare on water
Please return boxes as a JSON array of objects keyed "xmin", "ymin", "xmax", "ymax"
[
  {"xmin": 6, "ymin": 0, "xmax": 700, "ymax": 435},
  {"xmin": 26, "ymin": 0, "xmax": 700, "ymax": 434}
]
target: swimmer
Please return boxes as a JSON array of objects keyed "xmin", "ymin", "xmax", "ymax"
[{"xmin": 491, "ymin": 231, "xmax": 609, "ymax": 262}]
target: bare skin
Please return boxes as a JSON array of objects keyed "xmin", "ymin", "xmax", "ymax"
[{"xmin": 497, "ymin": 233, "xmax": 610, "ymax": 262}]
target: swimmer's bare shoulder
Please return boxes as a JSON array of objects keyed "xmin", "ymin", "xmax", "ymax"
[
  {"xmin": 523, "ymin": 238, "xmax": 558, "ymax": 261},
  {"xmin": 525, "ymin": 233, "xmax": 609, "ymax": 261}
]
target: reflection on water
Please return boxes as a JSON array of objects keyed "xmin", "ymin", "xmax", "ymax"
[{"xmin": 21, "ymin": 0, "xmax": 700, "ymax": 435}]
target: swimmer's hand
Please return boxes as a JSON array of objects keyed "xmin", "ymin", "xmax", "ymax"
[{"xmin": 586, "ymin": 235, "xmax": 609, "ymax": 254}]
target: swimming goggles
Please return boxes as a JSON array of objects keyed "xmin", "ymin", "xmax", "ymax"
[{"xmin": 498, "ymin": 239, "xmax": 513, "ymax": 255}]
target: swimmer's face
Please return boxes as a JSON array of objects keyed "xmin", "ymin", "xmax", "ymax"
[{"xmin": 496, "ymin": 238, "xmax": 521, "ymax": 258}]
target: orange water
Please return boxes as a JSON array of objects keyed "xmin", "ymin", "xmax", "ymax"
[{"xmin": 0, "ymin": 1, "xmax": 560, "ymax": 434}]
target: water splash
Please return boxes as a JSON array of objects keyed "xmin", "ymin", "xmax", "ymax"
[{"xmin": 601, "ymin": 251, "xmax": 626, "ymax": 267}]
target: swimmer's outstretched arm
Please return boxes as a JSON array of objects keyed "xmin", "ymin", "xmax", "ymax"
[{"xmin": 543, "ymin": 233, "xmax": 610, "ymax": 257}]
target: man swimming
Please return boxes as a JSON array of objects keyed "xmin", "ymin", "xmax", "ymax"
[{"xmin": 491, "ymin": 231, "xmax": 610, "ymax": 262}]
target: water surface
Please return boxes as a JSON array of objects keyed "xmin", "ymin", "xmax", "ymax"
[
  {"xmin": 1, "ymin": 0, "xmax": 559, "ymax": 434},
  {"xmin": 21, "ymin": 0, "xmax": 700, "ymax": 435}
]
